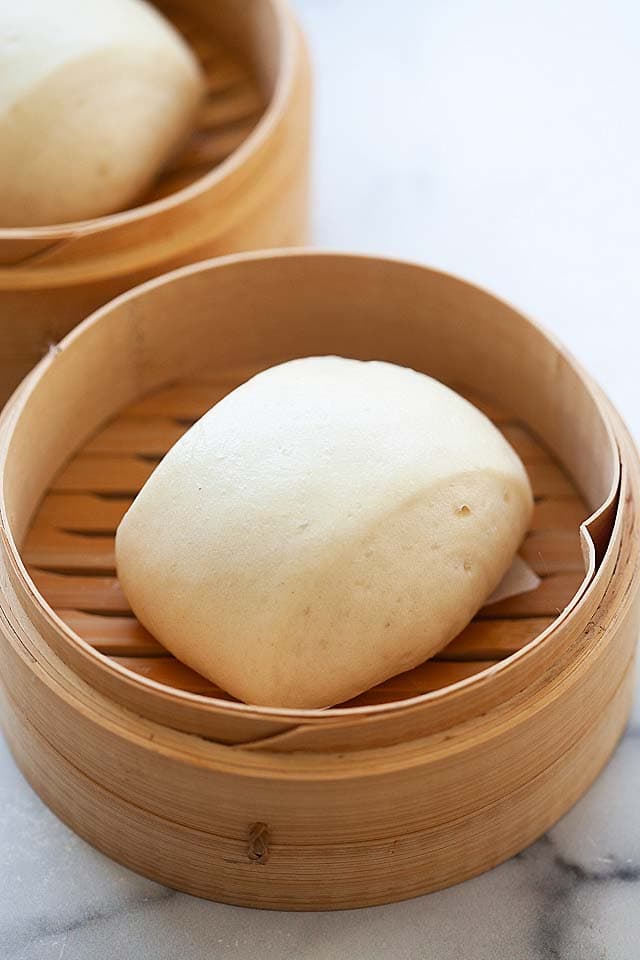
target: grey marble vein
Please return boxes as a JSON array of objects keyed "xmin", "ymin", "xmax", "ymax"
[
  {"xmin": 2, "ymin": 692, "xmax": 640, "ymax": 959},
  {"xmin": 515, "ymin": 834, "xmax": 640, "ymax": 960},
  {"xmin": 3, "ymin": 888, "xmax": 176, "ymax": 960},
  {"xmin": 2, "ymin": 0, "xmax": 640, "ymax": 957}
]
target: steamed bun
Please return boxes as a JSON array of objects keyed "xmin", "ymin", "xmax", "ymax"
[
  {"xmin": 116, "ymin": 357, "xmax": 533, "ymax": 708},
  {"xmin": 0, "ymin": 0, "xmax": 204, "ymax": 226}
]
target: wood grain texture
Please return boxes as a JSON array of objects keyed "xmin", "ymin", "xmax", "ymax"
[
  {"xmin": 24, "ymin": 380, "xmax": 588, "ymax": 705},
  {"xmin": 58, "ymin": 610, "xmax": 159, "ymax": 655},
  {"xmin": 2, "ymin": 660, "xmax": 633, "ymax": 908},
  {"xmin": 0, "ymin": 251, "xmax": 622, "ymax": 747},
  {"xmin": 0, "ymin": 0, "xmax": 311, "ymax": 403},
  {"xmin": 0, "ymin": 252, "xmax": 636, "ymax": 910},
  {"xmin": 131, "ymin": 6, "xmax": 265, "ymax": 204},
  {"xmin": 0, "ymin": 483, "xmax": 637, "ymax": 906}
]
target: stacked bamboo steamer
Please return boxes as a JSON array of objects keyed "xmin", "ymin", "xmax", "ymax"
[
  {"xmin": 0, "ymin": 251, "xmax": 637, "ymax": 909},
  {"xmin": 0, "ymin": 0, "xmax": 310, "ymax": 404}
]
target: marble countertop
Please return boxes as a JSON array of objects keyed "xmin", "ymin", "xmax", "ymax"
[{"xmin": 2, "ymin": 1, "xmax": 640, "ymax": 957}]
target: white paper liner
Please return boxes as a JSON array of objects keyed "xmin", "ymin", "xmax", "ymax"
[{"xmin": 481, "ymin": 554, "xmax": 541, "ymax": 608}]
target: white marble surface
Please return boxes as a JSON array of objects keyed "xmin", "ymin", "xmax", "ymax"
[{"xmin": 2, "ymin": 1, "xmax": 640, "ymax": 957}]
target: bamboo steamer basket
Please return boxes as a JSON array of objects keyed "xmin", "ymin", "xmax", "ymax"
[
  {"xmin": 0, "ymin": 251, "xmax": 638, "ymax": 910},
  {"xmin": 0, "ymin": 0, "xmax": 310, "ymax": 405}
]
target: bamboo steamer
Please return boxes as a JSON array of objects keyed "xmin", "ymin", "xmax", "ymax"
[
  {"xmin": 0, "ymin": 251, "xmax": 638, "ymax": 910},
  {"xmin": 0, "ymin": 0, "xmax": 310, "ymax": 405}
]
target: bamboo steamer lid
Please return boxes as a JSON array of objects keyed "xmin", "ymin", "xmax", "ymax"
[{"xmin": 0, "ymin": 252, "xmax": 637, "ymax": 909}]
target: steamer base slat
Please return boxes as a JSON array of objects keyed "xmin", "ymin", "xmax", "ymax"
[{"xmin": 25, "ymin": 378, "xmax": 589, "ymax": 706}]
